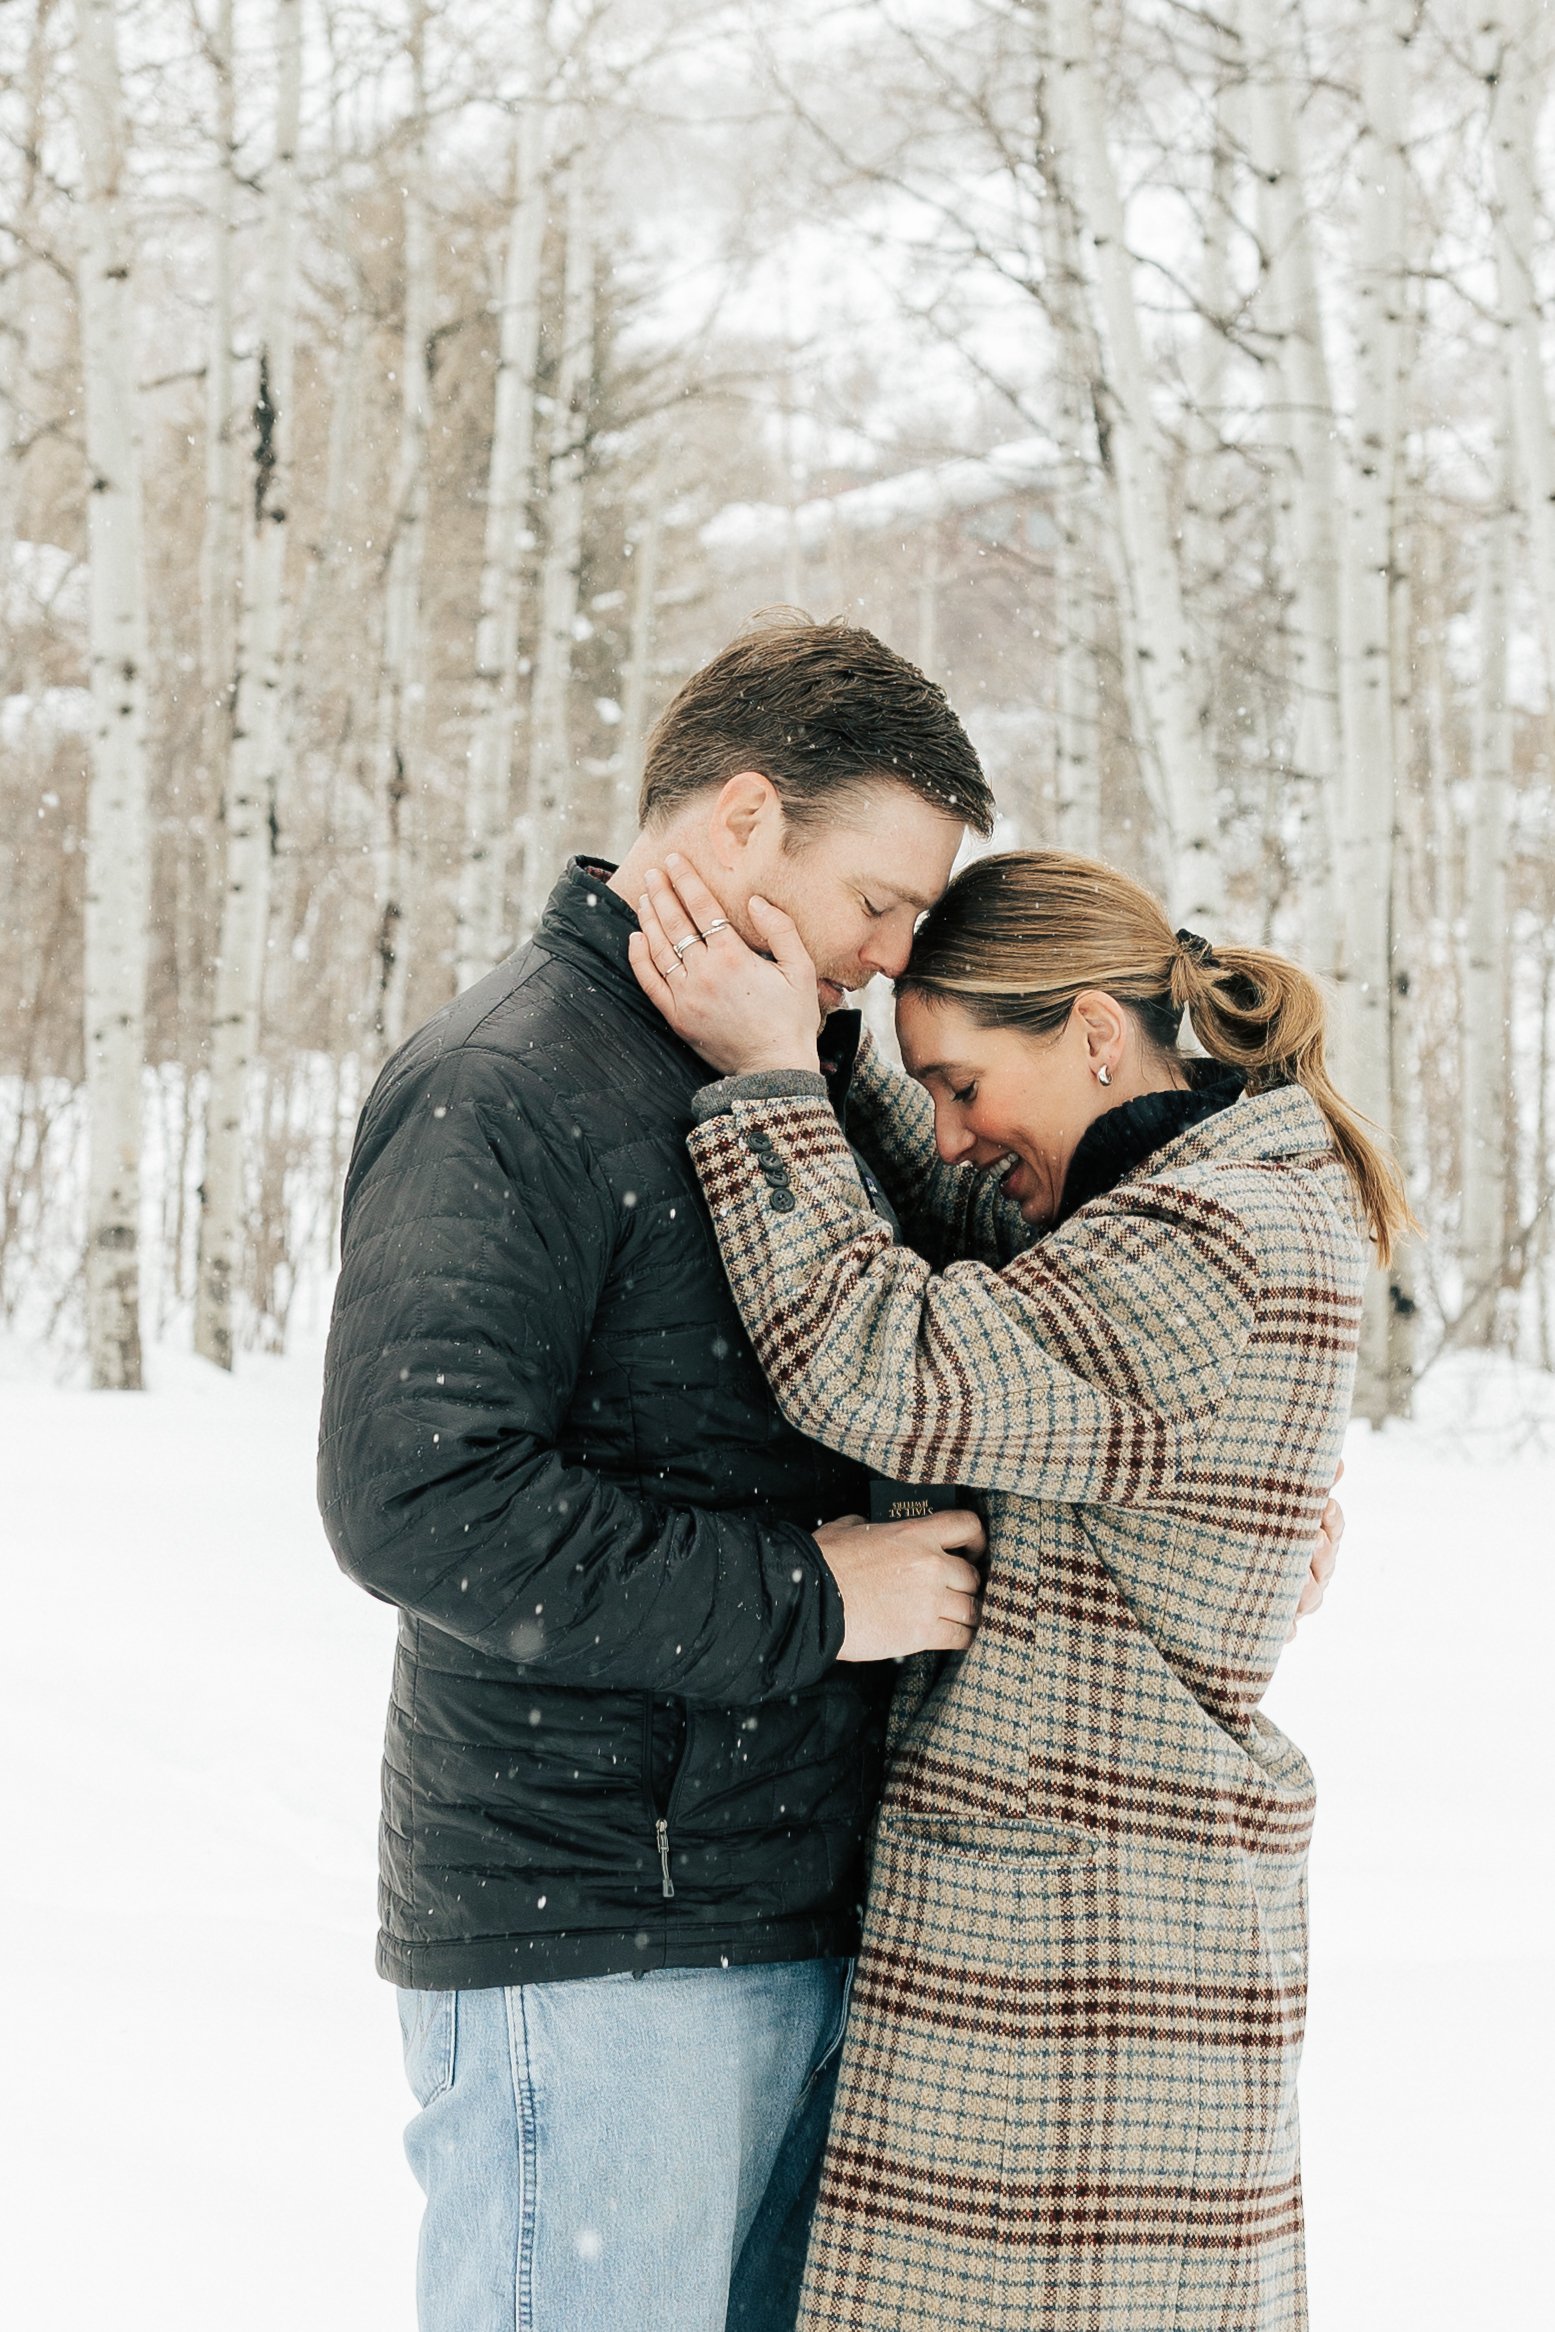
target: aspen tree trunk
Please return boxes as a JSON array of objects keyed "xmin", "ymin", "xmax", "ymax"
[
  {"xmin": 611, "ymin": 467, "xmax": 664, "ymax": 855},
  {"xmin": 1032, "ymin": 40, "xmax": 1111, "ymax": 857},
  {"xmin": 371, "ymin": 0, "xmax": 432, "ymax": 1053},
  {"xmin": 0, "ymin": 234, "xmax": 18, "ymax": 684},
  {"xmin": 915, "ymin": 524, "xmax": 940, "ymax": 678},
  {"xmin": 1245, "ymin": 0, "xmax": 1344, "ymax": 972},
  {"xmin": 1534, "ymin": 932, "xmax": 1554, "ymax": 1370},
  {"xmin": 198, "ymin": 0, "xmax": 241, "ymax": 755},
  {"xmin": 456, "ymin": 5, "xmax": 549, "ymax": 989},
  {"xmin": 1337, "ymin": 0, "xmax": 1410, "ymax": 1420},
  {"xmin": 1385, "ymin": 406, "xmax": 1420, "ymax": 1414},
  {"xmin": 195, "ymin": 0, "xmax": 301, "ymax": 1371},
  {"xmin": 519, "ymin": 139, "xmax": 595, "ymax": 936},
  {"xmin": 73, "ymin": 0, "xmax": 151, "ymax": 1390},
  {"xmin": 0, "ymin": 0, "xmax": 53, "ymax": 695},
  {"xmin": 190, "ymin": 0, "xmax": 242, "ymax": 1132},
  {"xmin": 1181, "ymin": 10, "xmax": 1239, "ymax": 681},
  {"xmin": 1485, "ymin": 0, "xmax": 1555, "ymax": 1364},
  {"xmin": 1487, "ymin": 0, "xmax": 1555, "ymax": 687},
  {"xmin": 1048, "ymin": 0, "xmax": 1219, "ymax": 921},
  {"xmin": 1051, "ymin": 479, "xmax": 1103, "ymax": 857},
  {"xmin": 1460, "ymin": 422, "xmax": 1515, "ymax": 1345},
  {"xmin": 286, "ymin": 297, "xmax": 364, "ymax": 780}
]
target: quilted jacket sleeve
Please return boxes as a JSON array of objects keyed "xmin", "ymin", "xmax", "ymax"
[
  {"xmin": 318, "ymin": 1049, "xmax": 843, "ymax": 1702},
  {"xmin": 687, "ymin": 1093, "xmax": 1260, "ymax": 1507},
  {"xmin": 847, "ymin": 1040, "xmax": 1031, "ymax": 1269}
]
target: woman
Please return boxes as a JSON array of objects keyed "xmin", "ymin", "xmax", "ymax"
[{"xmin": 629, "ymin": 848, "xmax": 1404, "ymax": 2332}]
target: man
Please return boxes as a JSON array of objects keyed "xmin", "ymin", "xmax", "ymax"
[
  {"xmin": 319, "ymin": 618, "xmax": 1340, "ymax": 2331},
  {"xmin": 320, "ymin": 620, "xmax": 994, "ymax": 2332}
]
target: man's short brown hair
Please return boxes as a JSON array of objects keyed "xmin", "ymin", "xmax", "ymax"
[{"xmin": 638, "ymin": 615, "xmax": 995, "ymax": 838}]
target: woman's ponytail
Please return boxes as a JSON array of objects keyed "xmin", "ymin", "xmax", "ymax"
[{"xmin": 1168, "ymin": 943, "xmax": 1413, "ymax": 1266}]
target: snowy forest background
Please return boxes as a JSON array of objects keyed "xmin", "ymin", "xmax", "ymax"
[
  {"xmin": 6, "ymin": 7, "xmax": 1555, "ymax": 2327},
  {"xmin": 7, "ymin": 0, "xmax": 1555, "ymax": 1414}
]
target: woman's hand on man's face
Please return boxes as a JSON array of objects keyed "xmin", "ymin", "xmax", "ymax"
[{"xmin": 627, "ymin": 853, "xmax": 826, "ymax": 1076}]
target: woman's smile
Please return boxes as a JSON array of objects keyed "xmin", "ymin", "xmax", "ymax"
[{"xmin": 998, "ymin": 1154, "xmax": 1055, "ymax": 1223}]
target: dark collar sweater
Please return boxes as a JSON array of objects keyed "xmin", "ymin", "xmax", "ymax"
[{"xmin": 1053, "ymin": 1062, "xmax": 1246, "ymax": 1227}]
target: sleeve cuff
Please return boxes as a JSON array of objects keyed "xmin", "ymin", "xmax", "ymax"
[{"xmin": 691, "ymin": 1068, "xmax": 830, "ymax": 1124}]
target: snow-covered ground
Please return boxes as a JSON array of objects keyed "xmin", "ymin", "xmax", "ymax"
[{"xmin": 4, "ymin": 1333, "xmax": 1552, "ymax": 2330}]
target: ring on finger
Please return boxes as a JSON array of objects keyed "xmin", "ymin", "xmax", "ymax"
[{"xmin": 671, "ymin": 931, "xmax": 706, "ymax": 962}]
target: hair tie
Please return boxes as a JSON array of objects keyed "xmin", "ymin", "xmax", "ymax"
[{"xmin": 1175, "ymin": 927, "xmax": 1216, "ymax": 966}]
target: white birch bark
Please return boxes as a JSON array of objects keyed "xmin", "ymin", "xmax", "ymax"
[
  {"xmin": 1336, "ymin": 0, "xmax": 1410, "ymax": 1419},
  {"xmin": 198, "ymin": 0, "xmax": 241, "ymax": 738},
  {"xmin": 1474, "ymin": 0, "xmax": 1555, "ymax": 1355},
  {"xmin": 915, "ymin": 522, "xmax": 940, "ymax": 678},
  {"xmin": 1492, "ymin": 0, "xmax": 1555, "ymax": 1361},
  {"xmin": 1244, "ymin": 0, "xmax": 1344, "ymax": 971},
  {"xmin": 1386, "ymin": 418, "xmax": 1420, "ymax": 1413},
  {"xmin": 1048, "ymin": 0, "xmax": 1220, "ymax": 921},
  {"xmin": 456, "ymin": 5, "xmax": 549, "ymax": 989},
  {"xmin": 1181, "ymin": 14, "xmax": 1239, "ymax": 678},
  {"xmin": 519, "ymin": 137, "xmax": 595, "ymax": 936},
  {"xmin": 1460, "ymin": 421, "xmax": 1515, "ymax": 1344},
  {"xmin": 1032, "ymin": 39, "xmax": 1110, "ymax": 857},
  {"xmin": 73, "ymin": 0, "xmax": 150, "ymax": 1390},
  {"xmin": 611, "ymin": 466, "xmax": 664, "ymax": 855},
  {"xmin": 0, "ymin": 228, "xmax": 19, "ymax": 673},
  {"xmin": 285, "ymin": 296, "xmax": 364, "ymax": 790},
  {"xmin": 195, "ymin": 0, "xmax": 301, "ymax": 1371},
  {"xmin": 371, "ymin": 0, "xmax": 432, "ymax": 1052},
  {"xmin": 1487, "ymin": 2, "xmax": 1555, "ymax": 681},
  {"xmin": 0, "ymin": 0, "xmax": 52, "ymax": 694}
]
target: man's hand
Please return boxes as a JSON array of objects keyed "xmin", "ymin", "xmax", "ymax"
[
  {"xmin": 815, "ymin": 1508, "xmax": 986, "ymax": 1662},
  {"xmin": 1290, "ymin": 1462, "xmax": 1345, "ymax": 1641}
]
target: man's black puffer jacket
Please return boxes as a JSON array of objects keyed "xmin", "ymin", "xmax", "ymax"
[{"xmin": 318, "ymin": 859, "xmax": 888, "ymax": 1989}]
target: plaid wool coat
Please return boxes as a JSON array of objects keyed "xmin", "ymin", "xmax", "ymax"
[{"xmin": 687, "ymin": 1050, "xmax": 1366, "ymax": 2332}]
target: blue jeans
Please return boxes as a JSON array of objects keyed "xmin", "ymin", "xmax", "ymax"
[{"xmin": 397, "ymin": 1958, "xmax": 851, "ymax": 2332}]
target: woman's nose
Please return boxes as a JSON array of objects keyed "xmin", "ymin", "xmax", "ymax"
[{"xmin": 934, "ymin": 1113, "xmax": 976, "ymax": 1165}]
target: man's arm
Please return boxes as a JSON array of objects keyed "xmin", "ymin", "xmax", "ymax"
[{"xmin": 317, "ymin": 1048, "xmax": 846, "ymax": 1705}]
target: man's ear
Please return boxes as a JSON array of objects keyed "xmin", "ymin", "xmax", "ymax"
[{"xmin": 706, "ymin": 770, "xmax": 782, "ymax": 869}]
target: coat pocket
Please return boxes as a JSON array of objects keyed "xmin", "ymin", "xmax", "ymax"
[
  {"xmin": 880, "ymin": 1812, "xmax": 1099, "ymax": 1866},
  {"xmin": 804, "ymin": 1811, "xmax": 1102, "ymax": 2327}
]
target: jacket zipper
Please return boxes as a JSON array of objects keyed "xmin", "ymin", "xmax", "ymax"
[{"xmin": 643, "ymin": 1695, "xmax": 692, "ymax": 1903}]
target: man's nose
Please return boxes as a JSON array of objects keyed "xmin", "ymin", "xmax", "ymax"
[{"xmin": 862, "ymin": 925, "xmax": 914, "ymax": 980}]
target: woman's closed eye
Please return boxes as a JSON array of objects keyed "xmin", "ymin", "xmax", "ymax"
[{"xmin": 951, "ymin": 1081, "xmax": 977, "ymax": 1106}]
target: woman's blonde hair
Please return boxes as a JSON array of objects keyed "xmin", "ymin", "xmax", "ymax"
[{"xmin": 899, "ymin": 850, "xmax": 1412, "ymax": 1264}]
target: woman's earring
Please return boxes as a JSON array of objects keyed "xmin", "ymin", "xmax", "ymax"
[{"xmin": 1097, "ymin": 1063, "xmax": 1112, "ymax": 1086}]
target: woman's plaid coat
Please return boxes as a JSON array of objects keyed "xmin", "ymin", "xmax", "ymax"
[{"xmin": 687, "ymin": 1050, "xmax": 1366, "ymax": 2332}]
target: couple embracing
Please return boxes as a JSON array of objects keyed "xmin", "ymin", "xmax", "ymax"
[{"xmin": 319, "ymin": 618, "xmax": 1394, "ymax": 2331}]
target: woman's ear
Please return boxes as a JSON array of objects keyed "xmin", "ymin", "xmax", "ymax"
[{"xmin": 1072, "ymin": 990, "xmax": 1127, "ymax": 1082}]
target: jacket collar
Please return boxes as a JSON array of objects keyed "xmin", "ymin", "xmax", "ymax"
[
  {"xmin": 1118, "ymin": 1076, "xmax": 1338, "ymax": 1190},
  {"xmin": 534, "ymin": 856, "xmax": 650, "ymax": 1004},
  {"xmin": 1055, "ymin": 1063, "xmax": 1243, "ymax": 1224},
  {"xmin": 1056, "ymin": 1068, "xmax": 1340, "ymax": 1225},
  {"xmin": 534, "ymin": 856, "xmax": 863, "ymax": 1115}
]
